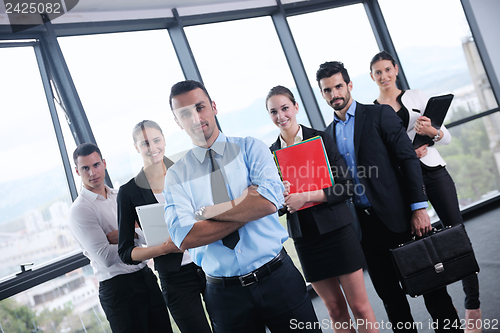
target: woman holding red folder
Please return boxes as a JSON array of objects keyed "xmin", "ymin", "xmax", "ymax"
[
  {"xmin": 266, "ymin": 86, "xmax": 379, "ymax": 333},
  {"xmin": 370, "ymin": 51, "xmax": 481, "ymax": 332}
]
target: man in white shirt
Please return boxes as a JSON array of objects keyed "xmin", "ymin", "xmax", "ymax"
[{"xmin": 68, "ymin": 143, "xmax": 172, "ymax": 333}]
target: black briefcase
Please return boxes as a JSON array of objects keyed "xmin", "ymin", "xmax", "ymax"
[{"xmin": 390, "ymin": 224, "xmax": 479, "ymax": 297}]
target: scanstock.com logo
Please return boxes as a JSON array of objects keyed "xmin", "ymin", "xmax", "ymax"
[{"xmin": 3, "ymin": 0, "xmax": 79, "ymax": 33}]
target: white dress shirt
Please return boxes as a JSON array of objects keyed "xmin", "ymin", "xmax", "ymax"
[
  {"xmin": 279, "ymin": 125, "xmax": 303, "ymax": 148},
  {"xmin": 68, "ymin": 186, "xmax": 146, "ymax": 282}
]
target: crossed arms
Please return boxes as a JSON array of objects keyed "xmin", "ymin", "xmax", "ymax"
[
  {"xmin": 165, "ymin": 137, "xmax": 284, "ymax": 251},
  {"xmin": 179, "ymin": 185, "xmax": 276, "ymax": 250}
]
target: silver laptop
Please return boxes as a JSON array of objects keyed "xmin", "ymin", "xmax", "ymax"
[{"xmin": 135, "ymin": 203, "xmax": 170, "ymax": 247}]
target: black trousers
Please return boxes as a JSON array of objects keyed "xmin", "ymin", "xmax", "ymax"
[
  {"xmin": 356, "ymin": 208, "xmax": 462, "ymax": 333},
  {"xmin": 159, "ymin": 262, "xmax": 212, "ymax": 333},
  {"xmin": 422, "ymin": 166, "xmax": 480, "ymax": 309},
  {"xmin": 204, "ymin": 254, "xmax": 321, "ymax": 333},
  {"xmin": 99, "ymin": 266, "xmax": 172, "ymax": 333}
]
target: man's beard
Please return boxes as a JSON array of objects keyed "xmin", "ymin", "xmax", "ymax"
[{"xmin": 331, "ymin": 97, "xmax": 348, "ymax": 111}]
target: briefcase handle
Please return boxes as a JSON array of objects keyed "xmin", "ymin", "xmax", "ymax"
[
  {"xmin": 411, "ymin": 227, "xmax": 439, "ymax": 241},
  {"xmin": 398, "ymin": 226, "xmax": 451, "ymax": 247}
]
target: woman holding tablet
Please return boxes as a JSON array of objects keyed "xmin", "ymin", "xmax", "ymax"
[
  {"xmin": 117, "ymin": 120, "xmax": 212, "ymax": 333},
  {"xmin": 370, "ymin": 51, "xmax": 481, "ymax": 332},
  {"xmin": 266, "ymin": 86, "xmax": 378, "ymax": 333}
]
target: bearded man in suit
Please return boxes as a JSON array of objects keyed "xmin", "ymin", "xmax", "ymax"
[{"xmin": 317, "ymin": 61, "xmax": 461, "ymax": 333}]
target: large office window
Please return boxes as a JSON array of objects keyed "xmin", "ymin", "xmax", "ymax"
[
  {"xmin": 0, "ymin": 265, "xmax": 111, "ymax": 332},
  {"xmin": 288, "ymin": 4, "xmax": 381, "ymax": 125},
  {"xmin": 58, "ymin": 30, "xmax": 187, "ymax": 188},
  {"xmin": 379, "ymin": 0, "xmax": 500, "ymax": 209},
  {"xmin": 184, "ymin": 16, "xmax": 310, "ymax": 146},
  {"xmin": 0, "ymin": 46, "xmax": 78, "ymax": 281},
  {"xmin": 379, "ymin": 0, "xmax": 498, "ymax": 122},
  {"xmin": 437, "ymin": 115, "xmax": 500, "ymax": 207}
]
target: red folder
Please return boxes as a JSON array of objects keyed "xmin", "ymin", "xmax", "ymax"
[{"xmin": 273, "ymin": 136, "xmax": 334, "ymax": 210}]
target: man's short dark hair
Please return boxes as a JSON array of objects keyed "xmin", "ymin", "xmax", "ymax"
[
  {"xmin": 73, "ymin": 143, "xmax": 102, "ymax": 166},
  {"xmin": 169, "ymin": 80, "xmax": 212, "ymax": 111},
  {"xmin": 316, "ymin": 61, "xmax": 351, "ymax": 87}
]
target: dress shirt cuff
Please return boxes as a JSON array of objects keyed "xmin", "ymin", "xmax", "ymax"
[
  {"xmin": 411, "ymin": 202, "xmax": 428, "ymax": 211},
  {"xmin": 165, "ymin": 208, "xmax": 195, "ymax": 249},
  {"xmin": 436, "ymin": 125, "xmax": 452, "ymax": 145},
  {"xmin": 256, "ymin": 180, "xmax": 285, "ymax": 210}
]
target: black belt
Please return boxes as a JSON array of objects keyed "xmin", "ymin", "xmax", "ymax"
[{"xmin": 206, "ymin": 248, "xmax": 286, "ymax": 287}]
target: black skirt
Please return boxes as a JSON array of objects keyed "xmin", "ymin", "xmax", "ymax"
[{"xmin": 293, "ymin": 223, "xmax": 365, "ymax": 282}]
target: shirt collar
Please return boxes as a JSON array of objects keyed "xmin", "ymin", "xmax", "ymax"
[
  {"xmin": 80, "ymin": 185, "xmax": 115, "ymax": 201},
  {"xmin": 333, "ymin": 100, "xmax": 357, "ymax": 123},
  {"xmin": 192, "ymin": 131, "xmax": 227, "ymax": 164},
  {"xmin": 279, "ymin": 125, "xmax": 303, "ymax": 148}
]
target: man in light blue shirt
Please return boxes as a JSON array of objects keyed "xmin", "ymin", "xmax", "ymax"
[{"xmin": 164, "ymin": 80, "xmax": 320, "ymax": 333}]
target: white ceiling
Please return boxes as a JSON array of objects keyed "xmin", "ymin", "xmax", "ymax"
[
  {"xmin": 53, "ymin": 0, "xmax": 286, "ymax": 24},
  {"xmin": 68, "ymin": 0, "xmax": 254, "ymax": 12},
  {"xmin": 55, "ymin": 0, "xmax": 280, "ymax": 23},
  {"xmin": 0, "ymin": 0, "xmax": 309, "ymax": 25},
  {"xmin": 0, "ymin": 0, "xmax": 304, "ymax": 26}
]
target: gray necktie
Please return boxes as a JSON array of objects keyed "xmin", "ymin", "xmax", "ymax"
[{"xmin": 208, "ymin": 149, "xmax": 240, "ymax": 249}]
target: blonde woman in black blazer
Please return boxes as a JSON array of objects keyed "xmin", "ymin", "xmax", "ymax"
[
  {"xmin": 267, "ymin": 86, "xmax": 379, "ymax": 333},
  {"xmin": 117, "ymin": 120, "xmax": 212, "ymax": 333}
]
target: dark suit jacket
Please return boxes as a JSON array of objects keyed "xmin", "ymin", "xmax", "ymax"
[
  {"xmin": 117, "ymin": 156, "xmax": 183, "ymax": 273},
  {"xmin": 324, "ymin": 102, "xmax": 427, "ymax": 233},
  {"xmin": 270, "ymin": 125, "xmax": 354, "ymax": 238}
]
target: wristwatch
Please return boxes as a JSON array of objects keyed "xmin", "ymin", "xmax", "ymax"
[
  {"xmin": 194, "ymin": 206, "xmax": 206, "ymax": 221},
  {"xmin": 432, "ymin": 130, "xmax": 441, "ymax": 142}
]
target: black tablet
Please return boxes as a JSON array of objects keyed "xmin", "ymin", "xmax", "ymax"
[{"xmin": 413, "ymin": 94, "xmax": 454, "ymax": 148}]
